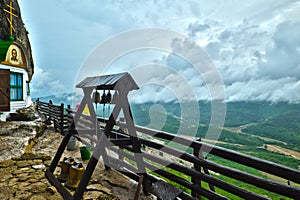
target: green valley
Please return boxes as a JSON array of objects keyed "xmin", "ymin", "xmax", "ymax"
[{"xmin": 131, "ymin": 101, "xmax": 300, "ymax": 169}]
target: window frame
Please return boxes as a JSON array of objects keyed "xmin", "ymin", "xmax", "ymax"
[{"xmin": 10, "ymin": 72, "xmax": 23, "ymax": 101}]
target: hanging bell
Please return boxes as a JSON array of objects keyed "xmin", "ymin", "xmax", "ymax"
[
  {"xmin": 100, "ymin": 91, "xmax": 107, "ymax": 104},
  {"xmin": 111, "ymin": 91, "xmax": 119, "ymax": 104},
  {"xmin": 57, "ymin": 157, "xmax": 75, "ymax": 182},
  {"xmin": 93, "ymin": 91, "xmax": 101, "ymax": 104},
  {"xmin": 107, "ymin": 90, "xmax": 112, "ymax": 104},
  {"xmin": 65, "ymin": 163, "xmax": 85, "ymax": 190}
]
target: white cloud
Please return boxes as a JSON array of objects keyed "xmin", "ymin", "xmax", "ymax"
[
  {"xmin": 19, "ymin": 0, "xmax": 300, "ymax": 103},
  {"xmin": 187, "ymin": 21, "xmax": 210, "ymax": 38},
  {"xmin": 30, "ymin": 67, "xmax": 66, "ymax": 98},
  {"xmin": 191, "ymin": 6, "xmax": 300, "ymax": 103},
  {"xmin": 257, "ymin": 20, "xmax": 300, "ymax": 79},
  {"xmin": 226, "ymin": 77, "xmax": 300, "ymax": 103}
]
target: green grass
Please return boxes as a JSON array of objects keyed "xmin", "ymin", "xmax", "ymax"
[
  {"xmin": 217, "ymin": 144, "xmax": 300, "ymax": 169},
  {"xmin": 243, "ymin": 122, "xmax": 300, "ymax": 152}
]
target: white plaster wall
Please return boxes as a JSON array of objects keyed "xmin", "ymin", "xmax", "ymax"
[{"xmin": 0, "ymin": 64, "xmax": 31, "ymax": 112}]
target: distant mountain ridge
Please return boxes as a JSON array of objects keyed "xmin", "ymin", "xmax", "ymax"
[
  {"xmin": 33, "ymin": 93, "xmax": 300, "ymax": 151},
  {"xmin": 32, "ymin": 93, "xmax": 81, "ymax": 107},
  {"xmin": 33, "ymin": 92, "xmax": 300, "ymax": 127}
]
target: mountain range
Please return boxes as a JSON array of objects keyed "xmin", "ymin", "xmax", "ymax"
[{"xmin": 32, "ymin": 93, "xmax": 300, "ymax": 153}]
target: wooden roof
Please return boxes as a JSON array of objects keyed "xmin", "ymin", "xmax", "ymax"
[{"xmin": 76, "ymin": 72, "xmax": 139, "ymax": 91}]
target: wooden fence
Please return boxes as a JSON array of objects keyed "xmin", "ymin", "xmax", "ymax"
[
  {"xmin": 38, "ymin": 99, "xmax": 300, "ymax": 199},
  {"xmin": 35, "ymin": 99, "xmax": 70, "ymax": 134},
  {"xmin": 102, "ymin": 119, "xmax": 300, "ymax": 200}
]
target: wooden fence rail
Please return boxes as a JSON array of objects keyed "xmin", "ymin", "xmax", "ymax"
[{"xmin": 37, "ymin": 99, "xmax": 300, "ymax": 199}]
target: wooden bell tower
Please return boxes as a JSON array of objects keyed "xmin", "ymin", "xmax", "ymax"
[{"xmin": 46, "ymin": 72, "xmax": 145, "ymax": 200}]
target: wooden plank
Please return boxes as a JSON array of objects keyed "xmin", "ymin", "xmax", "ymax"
[
  {"xmin": 0, "ymin": 69, "xmax": 10, "ymax": 111},
  {"xmin": 45, "ymin": 169, "xmax": 73, "ymax": 200},
  {"xmin": 127, "ymin": 124, "xmax": 300, "ymax": 184},
  {"xmin": 139, "ymin": 138, "xmax": 300, "ymax": 199},
  {"xmin": 108, "ymin": 154, "xmax": 197, "ymax": 200},
  {"xmin": 60, "ymin": 103, "xmax": 64, "ymax": 133},
  {"xmin": 142, "ymin": 151, "xmax": 269, "ymax": 200},
  {"xmin": 143, "ymin": 161, "xmax": 228, "ymax": 200},
  {"xmin": 111, "ymin": 138, "xmax": 268, "ymax": 199},
  {"xmin": 192, "ymin": 144, "xmax": 202, "ymax": 199},
  {"xmin": 108, "ymin": 155, "xmax": 139, "ymax": 173},
  {"xmin": 107, "ymin": 139, "xmax": 132, "ymax": 147}
]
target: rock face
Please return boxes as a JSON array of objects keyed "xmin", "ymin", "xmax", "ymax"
[
  {"xmin": 6, "ymin": 106, "xmax": 40, "ymax": 121},
  {"xmin": 0, "ymin": 121, "xmax": 38, "ymax": 161},
  {"xmin": 0, "ymin": 0, "xmax": 34, "ymax": 81}
]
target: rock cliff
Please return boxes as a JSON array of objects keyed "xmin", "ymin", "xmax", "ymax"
[{"xmin": 0, "ymin": 0, "xmax": 34, "ymax": 81}]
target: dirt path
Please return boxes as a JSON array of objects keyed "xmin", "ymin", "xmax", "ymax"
[
  {"xmin": 222, "ymin": 124, "xmax": 300, "ymax": 165},
  {"xmin": 224, "ymin": 125, "xmax": 300, "ymax": 160},
  {"xmin": 266, "ymin": 145, "xmax": 300, "ymax": 160},
  {"xmin": 223, "ymin": 124, "xmax": 287, "ymax": 145},
  {"xmin": 223, "ymin": 123, "xmax": 257, "ymax": 134}
]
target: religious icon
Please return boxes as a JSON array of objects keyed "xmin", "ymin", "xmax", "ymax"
[
  {"xmin": 11, "ymin": 48, "xmax": 18, "ymax": 62},
  {"xmin": 4, "ymin": 44, "xmax": 24, "ymax": 66}
]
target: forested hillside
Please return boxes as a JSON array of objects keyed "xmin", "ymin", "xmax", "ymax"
[
  {"xmin": 34, "ymin": 94, "xmax": 300, "ymax": 157},
  {"xmin": 131, "ymin": 101, "xmax": 300, "ymax": 159}
]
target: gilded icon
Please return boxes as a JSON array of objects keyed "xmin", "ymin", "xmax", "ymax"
[{"xmin": 11, "ymin": 48, "xmax": 18, "ymax": 62}]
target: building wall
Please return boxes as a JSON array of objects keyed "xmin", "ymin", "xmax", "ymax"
[
  {"xmin": 0, "ymin": 40, "xmax": 32, "ymax": 120},
  {"xmin": 0, "ymin": 64, "xmax": 31, "ymax": 112}
]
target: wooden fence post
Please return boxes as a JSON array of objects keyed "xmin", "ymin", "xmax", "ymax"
[
  {"xmin": 192, "ymin": 142, "xmax": 202, "ymax": 199},
  {"xmin": 36, "ymin": 98, "xmax": 40, "ymax": 111},
  {"xmin": 49, "ymin": 100, "xmax": 55, "ymax": 129},
  {"xmin": 60, "ymin": 103, "xmax": 64, "ymax": 134},
  {"xmin": 67, "ymin": 105, "xmax": 72, "ymax": 131},
  {"xmin": 193, "ymin": 138, "xmax": 215, "ymax": 194},
  {"xmin": 67, "ymin": 105, "xmax": 71, "ymax": 112}
]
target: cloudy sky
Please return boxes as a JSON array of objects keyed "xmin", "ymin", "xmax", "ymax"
[{"xmin": 18, "ymin": 0, "xmax": 300, "ymax": 103}]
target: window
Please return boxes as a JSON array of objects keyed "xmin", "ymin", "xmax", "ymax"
[{"xmin": 10, "ymin": 72, "xmax": 23, "ymax": 101}]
